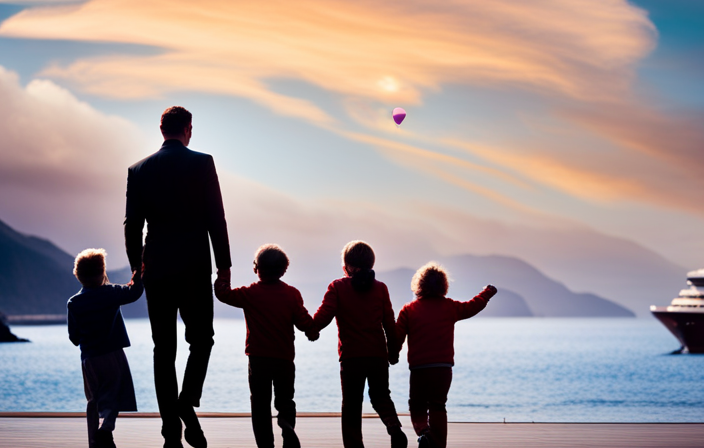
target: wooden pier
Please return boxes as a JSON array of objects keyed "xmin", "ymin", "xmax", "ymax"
[{"xmin": 1, "ymin": 413, "xmax": 703, "ymax": 447}]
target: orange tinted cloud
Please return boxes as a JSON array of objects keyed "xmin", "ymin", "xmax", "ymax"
[
  {"xmin": 0, "ymin": 0, "xmax": 655, "ymax": 110},
  {"xmin": 563, "ymin": 102, "xmax": 704, "ymax": 175},
  {"xmin": 442, "ymin": 133, "xmax": 704, "ymax": 215},
  {"xmin": 5, "ymin": 0, "xmax": 698, "ymax": 217}
]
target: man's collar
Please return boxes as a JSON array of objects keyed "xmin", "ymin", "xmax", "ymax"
[{"xmin": 160, "ymin": 139, "xmax": 187, "ymax": 150}]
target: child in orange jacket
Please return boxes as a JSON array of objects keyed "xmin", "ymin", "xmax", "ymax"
[{"xmin": 396, "ymin": 262, "xmax": 496, "ymax": 448}]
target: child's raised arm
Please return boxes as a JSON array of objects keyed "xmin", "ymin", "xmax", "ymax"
[{"xmin": 454, "ymin": 285, "xmax": 497, "ymax": 321}]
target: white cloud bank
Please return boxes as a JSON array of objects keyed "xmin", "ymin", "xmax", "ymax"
[{"xmin": 0, "ymin": 66, "xmax": 143, "ymax": 257}]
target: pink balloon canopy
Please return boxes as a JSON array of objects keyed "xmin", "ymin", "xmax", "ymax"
[{"xmin": 392, "ymin": 107, "xmax": 406, "ymax": 125}]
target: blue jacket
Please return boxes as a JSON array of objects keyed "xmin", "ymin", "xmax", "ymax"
[{"xmin": 67, "ymin": 280, "xmax": 143, "ymax": 360}]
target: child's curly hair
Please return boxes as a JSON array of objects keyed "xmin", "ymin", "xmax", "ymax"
[
  {"xmin": 411, "ymin": 262, "xmax": 449, "ymax": 298},
  {"xmin": 73, "ymin": 248, "xmax": 108, "ymax": 288},
  {"xmin": 254, "ymin": 244, "xmax": 289, "ymax": 280}
]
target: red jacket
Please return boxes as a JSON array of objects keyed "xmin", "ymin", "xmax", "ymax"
[
  {"xmin": 313, "ymin": 277, "xmax": 398, "ymax": 361},
  {"xmin": 396, "ymin": 286, "xmax": 495, "ymax": 368},
  {"xmin": 215, "ymin": 280, "xmax": 314, "ymax": 361}
]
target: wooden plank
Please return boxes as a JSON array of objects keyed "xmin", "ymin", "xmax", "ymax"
[{"xmin": 1, "ymin": 417, "xmax": 703, "ymax": 447}]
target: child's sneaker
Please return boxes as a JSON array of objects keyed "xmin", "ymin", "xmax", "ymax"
[{"xmin": 417, "ymin": 432, "xmax": 435, "ymax": 448}]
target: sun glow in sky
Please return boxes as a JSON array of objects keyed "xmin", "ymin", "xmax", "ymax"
[{"xmin": 0, "ymin": 0, "xmax": 702, "ymax": 313}]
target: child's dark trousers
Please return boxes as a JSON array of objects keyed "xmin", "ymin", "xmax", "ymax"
[
  {"xmin": 340, "ymin": 356, "xmax": 402, "ymax": 448},
  {"xmin": 82, "ymin": 348, "xmax": 137, "ymax": 448},
  {"xmin": 409, "ymin": 366, "xmax": 452, "ymax": 448},
  {"xmin": 248, "ymin": 355, "xmax": 299, "ymax": 448}
]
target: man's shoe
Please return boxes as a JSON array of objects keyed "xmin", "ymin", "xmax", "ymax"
[
  {"xmin": 390, "ymin": 427, "xmax": 408, "ymax": 448},
  {"xmin": 96, "ymin": 429, "xmax": 117, "ymax": 448},
  {"xmin": 184, "ymin": 427, "xmax": 208, "ymax": 448},
  {"xmin": 178, "ymin": 398, "xmax": 207, "ymax": 448},
  {"xmin": 177, "ymin": 398, "xmax": 201, "ymax": 431}
]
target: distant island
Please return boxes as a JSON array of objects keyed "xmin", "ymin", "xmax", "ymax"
[
  {"xmin": 0, "ymin": 312, "xmax": 28, "ymax": 342},
  {"xmin": 0, "ymin": 218, "xmax": 635, "ymax": 321}
]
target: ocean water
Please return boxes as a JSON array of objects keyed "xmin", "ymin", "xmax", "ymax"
[{"xmin": 1, "ymin": 318, "xmax": 703, "ymax": 422}]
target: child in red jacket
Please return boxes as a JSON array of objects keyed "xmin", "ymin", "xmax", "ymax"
[
  {"xmin": 396, "ymin": 262, "xmax": 496, "ymax": 448},
  {"xmin": 215, "ymin": 244, "xmax": 317, "ymax": 448},
  {"xmin": 311, "ymin": 240, "xmax": 408, "ymax": 448}
]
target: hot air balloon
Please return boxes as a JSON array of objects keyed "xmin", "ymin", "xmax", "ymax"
[{"xmin": 392, "ymin": 107, "xmax": 406, "ymax": 125}]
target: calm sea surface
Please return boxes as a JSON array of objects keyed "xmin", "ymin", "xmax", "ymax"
[{"xmin": 1, "ymin": 318, "xmax": 703, "ymax": 422}]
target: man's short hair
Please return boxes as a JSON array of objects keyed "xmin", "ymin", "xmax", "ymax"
[
  {"xmin": 254, "ymin": 244, "xmax": 289, "ymax": 280},
  {"xmin": 341, "ymin": 240, "xmax": 375, "ymax": 270},
  {"xmin": 160, "ymin": 106, "xmax": 192, "ymax": 136},
  {"xmin": 411, "ymin": 262, "xmax": 449, "ymax": 298},
  {"xmin": 74, "ymin": 248, "xmax": 108, "ymax": 288}
]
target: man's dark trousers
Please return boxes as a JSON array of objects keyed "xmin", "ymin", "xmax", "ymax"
[
  {"xmin": 125, "ymin": 139, "xmax": 232, "ymax": 441},
  {"xmin": 145, "ymin": 274, "xmax": 215, "ymax": 440},
  {"xmin": 248, "ymin": 355, "xmax": 298, "ymax": 448}
]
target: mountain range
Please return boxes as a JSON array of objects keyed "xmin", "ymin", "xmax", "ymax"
[
  {"xmin": 0, "ymin": 218, "xmax": 637, "ymax": 319},
  {"xmin": 0, "ymin": 220, "xmax": 146, "ymax": 318}
]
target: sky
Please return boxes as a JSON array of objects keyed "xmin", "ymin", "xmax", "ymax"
[{"xmin": 0, "ymin": 0, "xmax": 703, "ymax": 310}]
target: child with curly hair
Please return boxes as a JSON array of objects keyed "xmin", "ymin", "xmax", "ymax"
[{"xmin": 396, "ymin": 262, "xmax": 496, "ymax": 448}]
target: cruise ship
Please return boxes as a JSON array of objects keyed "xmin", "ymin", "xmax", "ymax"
[{"xmin": 651, "ymin": 269, "xmax": 704, "ymax": 353}]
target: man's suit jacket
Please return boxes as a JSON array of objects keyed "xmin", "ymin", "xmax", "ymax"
[{"xmin": 124, "ymin": 139, "xmax": 231, "ymax": 281}]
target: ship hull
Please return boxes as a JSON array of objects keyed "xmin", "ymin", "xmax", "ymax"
[{"xmin": 651, "ymin": 310, "xmax": 704, "ymax": 353}]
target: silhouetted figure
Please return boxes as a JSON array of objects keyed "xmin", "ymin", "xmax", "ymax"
[
  {"xmin": 396, "ymin": 262, "xmax": 496, "ymax": 448},
  {"xmin": 311, "ymin": 240, "xmax": 408, "ymax": 448},
  {"xmin": 124, "ymin": 106, "xmax": 231, "ymax": 448},
  {"xmin": 68, "ymin": 248, "xmax": 142, "ymax": 448},
  {"xmin": 215, "ymin": 244, "xmax": 317, "ymax": 448}
]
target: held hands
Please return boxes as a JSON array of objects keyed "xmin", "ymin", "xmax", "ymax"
[
  {"xmin": 388, "ymin": 353, "xmax": 399, "ymax": 365},
  {"xmin": 306, "ymin": 328, "xmax": 320, "ymax": 342},
  {"xmin": 128, "ymin": 269, "xmax": 140, "ymax": 286},
  {"xmin": 214, "ymin": 268, "xmax": 231, "ymax": 289},
  {"xmin": 216, "ymin": 268, "xmax": 231, "ymax": 284}
]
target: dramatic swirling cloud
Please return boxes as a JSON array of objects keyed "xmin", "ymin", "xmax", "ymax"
[{"xmin": 0, "ymin": 0, "xmax": 654, "ymax": 111}]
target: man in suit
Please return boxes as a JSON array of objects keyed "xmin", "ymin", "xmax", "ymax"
[{"xmin": 125, "ymin": 106, "xmax": 231, "ymax": 448}]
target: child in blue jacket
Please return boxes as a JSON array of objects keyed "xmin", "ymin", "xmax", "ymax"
[{"xmin": 67, "ymin": 248, "xmax": 143, "ymax": 448}]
